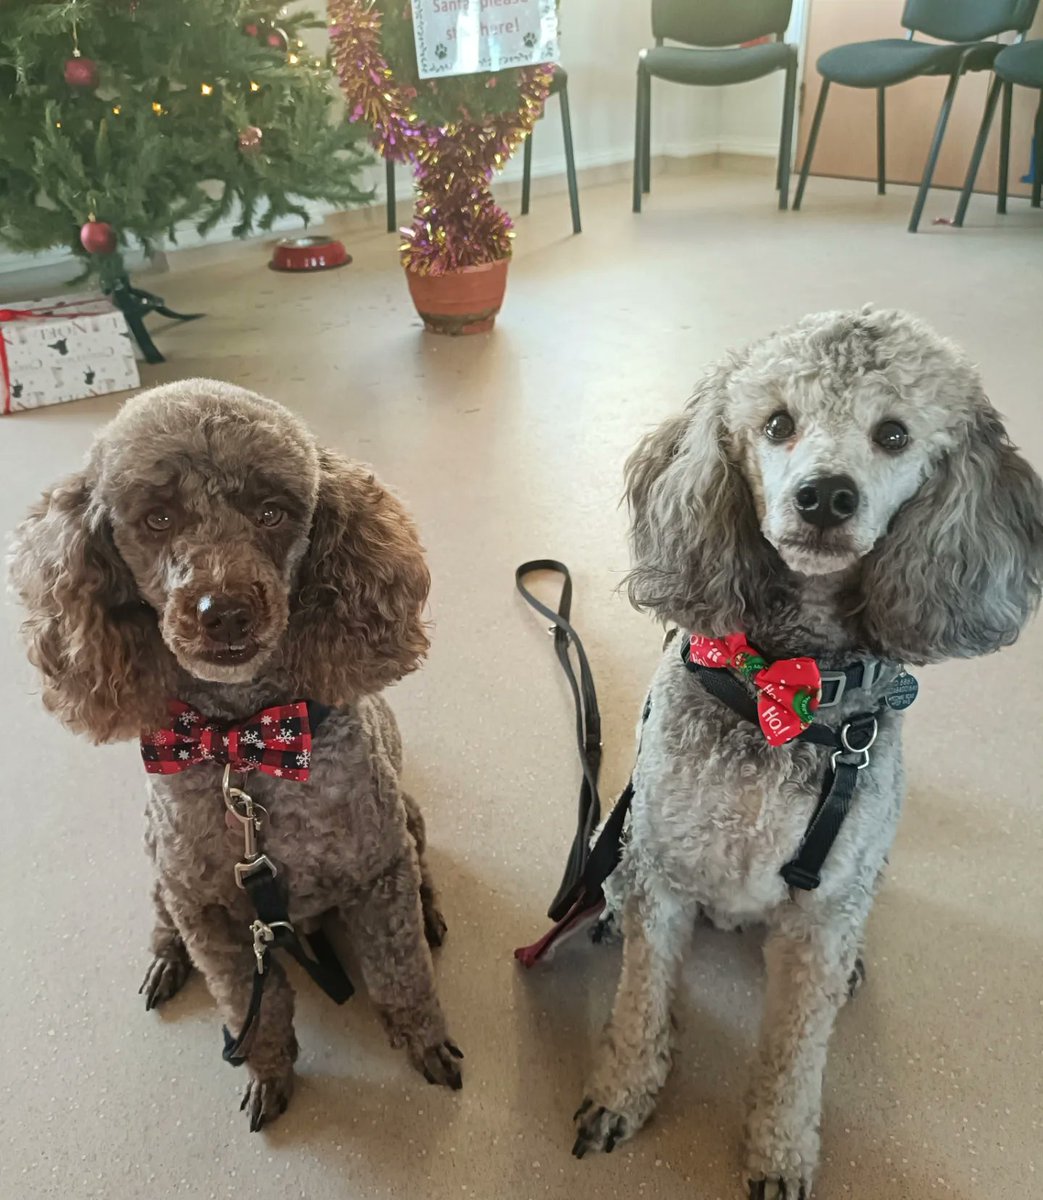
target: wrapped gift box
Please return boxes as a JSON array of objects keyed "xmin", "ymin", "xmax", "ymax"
[{"xmin": 1, "ymin": 293, "xmax": 141, "ymax": 416}]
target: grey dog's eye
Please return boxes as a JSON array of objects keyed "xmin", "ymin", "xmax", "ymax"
[
  {"xmin": 764, "ymin": 411, "xmax": 796, "ymax": 442},
  {"xmin": 873, "ymin": 420, "xmax": 909, "ymax": 452},
  {"xmin": 145, "ymin": 510, "xmax": 172, "ymax": 532},
  {"xmin": 258, "ymin": 503, "xmax": 285, "ymax": 528}
]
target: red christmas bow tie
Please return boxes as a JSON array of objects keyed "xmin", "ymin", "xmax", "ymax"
[
  {"xmin": 141, "ymin": 700, "xmax": 314, "ymax": 781},
  {"xmin": 689, "ymin": 633, "xmax": 821, "ymax": 746}
]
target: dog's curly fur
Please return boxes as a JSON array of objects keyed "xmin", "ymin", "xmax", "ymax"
[
  {"xmin": 9, "ymin": 380, "xmax": 461, "ymax": 1131},
  {"xmin": 572, "ymin": 308, "xmax": 1043, "ymax": 1197}
]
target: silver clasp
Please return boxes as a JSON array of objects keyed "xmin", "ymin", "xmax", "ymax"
[
  {"xmin": 223, "ymin": 764, "xmax": 276, "ymax": 890},
  {"xmin": 831, "ymin": 718, "xmax": 879, "ymax": 771},
  {"xmin": 249, "ymin": 919, "xmax": 295, "ymax": 974}
]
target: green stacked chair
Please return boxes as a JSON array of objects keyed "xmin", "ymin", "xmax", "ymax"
[
  {"xmin": 955, "ymin": 38, "xmax": 1043, "ymax": 224},
  {"xmin": 794, "ymin": 0, "xmax": 1040, "ymax": 233},
  {"xmin": 633, "ymin": 0, "xmax": 798, "ymax": 213}
]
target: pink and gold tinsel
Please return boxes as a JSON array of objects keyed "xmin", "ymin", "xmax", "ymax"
[{"xmin": 329, "ymin": 0, "xmax": 552, "ymax": 275}]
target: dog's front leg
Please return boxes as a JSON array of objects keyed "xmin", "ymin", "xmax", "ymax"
[
  {"xmin": 744, "ymin": 904, "xmax": 867, "ymax": 1200},
  {"xmin": 139, "ymin": 880, "xmax": 193, "ymax": 1010},
  {"xmin": 176, "ymin": 902, "xmax": 297, "ymax": 1132},
  {"xmin": 343, "ymin": 850, "xmax": 462, "ymax": 1089},
  {"xmin": 573, "ymin": 877, "xmax": 695, "ymax": 1157}
]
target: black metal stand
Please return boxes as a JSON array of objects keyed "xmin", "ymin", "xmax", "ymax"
[{"xmin": 106, "ymin": 276, "xmax": 204, "ymax": 364}]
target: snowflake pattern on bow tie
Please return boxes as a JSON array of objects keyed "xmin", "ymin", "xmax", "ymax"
[{"xmin": 141, "ymin": 701, "xmax": 315, "ymax": 781}]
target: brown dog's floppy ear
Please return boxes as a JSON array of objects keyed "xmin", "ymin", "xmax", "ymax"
[
  {"xmin": 9, "ymin": 472, "xmax": 168, "ymax": 742},
  {"xmin": 285, "ymin": 450, "xmax": 431, "ymax": 704},
  {"xmin": 625, "ymin": 361, "xmax": 785, "ymax": 635},
  {"xmin": 859, "ymin": 405, "xmax": 1043, "ymax": 664}
]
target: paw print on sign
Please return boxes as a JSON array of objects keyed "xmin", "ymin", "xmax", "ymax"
[
  {"xmin": 435, "ymin": 43, "xmax": 448, "ymax": 60},
  {"xmin": 523, "ymin": 32, "xmax": 537, "ymax": 48}
]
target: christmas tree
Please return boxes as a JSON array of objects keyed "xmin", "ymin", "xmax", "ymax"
[{"xmin": 0, "ymin": 0, "xmax": 371, "ymax": 356}]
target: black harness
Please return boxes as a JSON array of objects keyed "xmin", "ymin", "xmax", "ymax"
[
  {"xmin": 216, "ymin": 702, "xmax": 355, "ymax": 1066},
  {"xmin": 514, "ymin": 561, "xmax": 917, "ymax": 958}
]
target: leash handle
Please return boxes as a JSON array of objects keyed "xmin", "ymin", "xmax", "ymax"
[{"xmin": 516, "ymin": 561, "xmax": 603, "ymax": 921}]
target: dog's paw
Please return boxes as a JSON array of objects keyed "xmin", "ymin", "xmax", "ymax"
[
  {"xmin": 846, "ymin": 956, "xmax": 866, "ymax": 1001},
  {"xmin": 240, "ymin": 1066, "xmax": 294, "ymax": 1133},
  {"xmin": 572, "ymin": 1099, "xmax": 635, "ymax": 1158},
  {"xmin": 413, "ymin": 1039, "xmax": 463, "ymax": 1090},
  {"xmin": 747, "ymin": 1177, "xmax": 808, "ymax": 1200},
  {"xmin": 423, "ymin": 904, "xmax": 448, "ymax": 949},
  {"xmin": 139, "ymin": 951, "xmax": 191, "ymax": 1011}
]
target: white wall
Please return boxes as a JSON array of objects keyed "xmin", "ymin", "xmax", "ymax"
[{"xmin": 0, "ymin": 1, "xmax": 804, "ymax": 280}]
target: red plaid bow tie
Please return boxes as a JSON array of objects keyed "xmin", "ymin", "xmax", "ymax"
[
  {"xmin": 141, "ymin": 700, "xmax": 314, "ymax": 781},
  {"xmin": 689, "ymin": 633, "xmax": 821, "ymax": 746}
]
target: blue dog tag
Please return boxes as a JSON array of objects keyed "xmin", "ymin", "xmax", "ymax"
[{"xmin": 884, "ymin": 671, "xmax": 919, "ymax": 710}]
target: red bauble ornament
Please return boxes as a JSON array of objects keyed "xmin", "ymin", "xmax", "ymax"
[
  {"xmin": 64, "ymin": 55, "xmax": 99, "ymax": 88},
  {"xmin": 243, "ymin": 21, "xmax": 259, "ymax": 37},
  {"xmin": 237, "ymin": 126, "xmax": 264, "ymax": 154},
  {"xmin": 266, "ymin": 28, "xmax": 288, "ymax": 51},
  {"xmin": 80, "ymin": 220, "xmax": 117, "ymax": 255}
]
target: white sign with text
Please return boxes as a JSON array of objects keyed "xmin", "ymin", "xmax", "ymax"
[{"xmin": 411, "ymin": 0, "xmax": 558, "ymax": 80}]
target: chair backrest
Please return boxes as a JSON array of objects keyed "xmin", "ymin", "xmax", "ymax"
[
  {"xmin": 902, "ymin": 0, "xmax": 1040, "ymax": 41},
  {"xmin": 651, "ymin": 0, "xmax": 794, "ymax": 48}
]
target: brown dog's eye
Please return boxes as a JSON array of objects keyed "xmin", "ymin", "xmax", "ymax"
[
  {"xmin": 764, "ymin": 411, "xmax": 796, "ymax": 442},
  {"xmin": 258, "ymin": 503, "xmax": 285, "ymax": 528},
  {"xmin": 145, "ymin": 510, "xmax": 172, "ymax": 532},
  {"xmin": 874, "ymin": 420, "xmax": 909, "ymax": 452}
]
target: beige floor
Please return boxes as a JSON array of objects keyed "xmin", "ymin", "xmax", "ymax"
[{"xmin": 2, "ymin": 170, "xmax": 1042, "ymax": 1200}]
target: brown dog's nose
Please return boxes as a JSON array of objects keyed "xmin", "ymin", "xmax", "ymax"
[{"xmin": 197, "ymin": 594, "xmax": 253, "ymax": 643}]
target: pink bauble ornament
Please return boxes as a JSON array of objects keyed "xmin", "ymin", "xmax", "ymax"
[
  {"xmin": 237, "ymin": 126, "xmax": 264, "ymax": 154},
  {"xmin": 267, "ymin": 28, "xmax": 288, "ymax": 51},
  {"xmin": 80, "ymin": 220, "xmax": 117, "ymax": 255},
  {"xmin": 64, "ymin": 56, "xmax": 99, "ymax": 88}
]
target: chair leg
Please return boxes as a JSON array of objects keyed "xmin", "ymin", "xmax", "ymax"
[
  {"xmin": 633, "ymin": 64, "xmax": 646, "ymax": 214},
  {"xmin": 642, "ymin": 69, "xmax": 652, "ymax": 194},
  {"xmin": 559, "ymin": 84, "xmax": 582, "ymax": 234},
  {"xmin": 1032, "ymin": 92, "xmax": 1043, "ymax": 208},
  {"xmin": 998, "ymin": 80, "xmax": 1013, "ymax": 214},
  {"xmin": 385, "ymin": 158, "xmax": 396, "ymax": 233},
  {"xmin": 794, "ymin": 79, "xmax": 830, "ymax": 211},
  {"xmin": 954, "ymin": 74, "xmax": 1002, "ymax": 227},
  {"xmin": 876, "ymin": 87, "xmax": 887, "ymax": 194},
  {"xmin": 908, "ymin": 70, "xmax": 962, "ymax": 233},
  {"xmin": 778, "ymin": 61, "xmax": 797, "ymax": 211},
  {"xmin": 521, "ymin": 130, "xmax": 533, "ymax": 216}
]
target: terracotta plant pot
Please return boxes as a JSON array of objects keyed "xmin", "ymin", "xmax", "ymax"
[{"xmin": 405, "ymin": 258, "xmax": 509, "ymax": 335}]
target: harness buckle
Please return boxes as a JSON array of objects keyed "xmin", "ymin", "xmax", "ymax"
[
  {"xmin": 817, "ymin": 671, "xmax": 847, "ymax": 708},
  {"xmin": 235, "ymin": 854, "xmax": 278, "ymax": 890}
]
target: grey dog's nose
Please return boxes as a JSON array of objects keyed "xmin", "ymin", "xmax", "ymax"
[
  {"xmin": 794, "ymin": 475, "xmax": 860, "ymax": 528},
  {"xmin": 197, "ymin": 594, "xmax": 252, "ymax": 643}
]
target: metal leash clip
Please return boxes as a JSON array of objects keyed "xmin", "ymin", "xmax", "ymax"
[
  {"xmin": 249, "ymin": 919, "xmax": 296, "ymax": 975},
  {"xmin": 223, "ymin": 764, "xmax": 277, "ymax": 889}
]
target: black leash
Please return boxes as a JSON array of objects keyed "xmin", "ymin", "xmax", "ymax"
[
  {"xmin": 223, "ymin": 861, "xmax": 354, "ymax": 1065},
  {"xmin": 516, "ymin": 561, "xmax": 606, "ymax": 921}
]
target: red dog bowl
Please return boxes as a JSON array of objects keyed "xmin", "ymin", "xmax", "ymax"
[{"xmin": 269, "ymin": 236, "xmax": 351, "ymax": 272}]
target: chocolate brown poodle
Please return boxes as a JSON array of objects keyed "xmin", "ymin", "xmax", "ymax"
[{"xmin": 10, "ymin": 379, "xmax": 461, "ymax": 1131}]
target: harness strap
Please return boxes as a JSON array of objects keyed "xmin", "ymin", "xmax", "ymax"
[
  {"xmin": 515, "ymin": 561, "xmax": 604, "ymax": 921},
  {"xmin": 680, "ymin": 641, "xmax": 882, "ymax": 891},
  {"xmin": 222, "ymin": 864, "xmax": 354, "ymax": 1066}
]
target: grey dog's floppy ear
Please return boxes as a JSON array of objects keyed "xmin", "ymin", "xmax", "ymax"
[
  {"xmin": 284, "ymin": 450, "xmax": 430, "ymax": 704},
  {"xmin": 624, "ymin": 362, "xmax": 783, "ymax": 634},
  {"xmin": 859, "ymin": 405, "xmax": 1043, "ymax": 664},
  {"xmin": 9, "ymin": 472, "xmax": 170, "ymax": 741}
]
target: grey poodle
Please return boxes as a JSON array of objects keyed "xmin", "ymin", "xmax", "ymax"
[
  {"xmin": 572, "ymin": 308, "xmax": 1043, "ymax": 1197},
  {"xmin": 10, "ymin": 380, "xmax": 461, "ymax": 1132}
]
